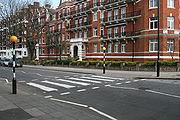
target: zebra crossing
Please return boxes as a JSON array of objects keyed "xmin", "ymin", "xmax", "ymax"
[{"xmin": 23, "ymin": 75, "xmax": 142, "ymax": 94}]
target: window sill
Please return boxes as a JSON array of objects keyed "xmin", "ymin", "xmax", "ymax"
[{"xmin": 149, "ymin": 7, "xmax": 158, "ymax": 10}]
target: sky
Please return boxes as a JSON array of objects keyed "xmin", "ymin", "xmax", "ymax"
[{"xmin": 52, "ymin": 0, "xmax": 60, "ymax": 8}]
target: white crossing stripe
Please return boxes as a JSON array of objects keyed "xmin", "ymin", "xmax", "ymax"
[
  {"xmin": 27, "ymin": 83, "xmax": 58, "ymax": 92},
  {"xmin": 81, "ymin": 76, "xmax": 114, "ymax": 82},
  {"xmin": 125, "ymin": 81, "xmax": 131, "ymax": 84},
  {"xmin": 116, "ymin": 83, "xmax": 122, "ymax": 85},
  {"xmin": 57, "ymin": 79, "xmax": 90, "ymax": 86},
  {"xmin": 69, "ymin": 77, "xmax": 101, "ymax": 84},
  {"xmin": 92, "ymin": 87, "xmax": 100, "ymax": 90},
  {"xmin": 91, "ymin": 75, "xmax": 123, "ymax": 80},
  {"xmin": 133, "ymin": 80, "xmax": 139, "ymax": 82},
  {"xmin": 60, "ymin": 92, "xmax": 71, "ymax": 96},
  {"xmin": 42, "ymin": 81, "xmax": 75, "ymax": 89},
  {"xmin": 77, "ymin": 89, "xmax": 86, "ymax": 92}
]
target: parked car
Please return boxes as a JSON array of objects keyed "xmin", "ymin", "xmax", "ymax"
[
  {"xmin": 8, "ymin": 60, "xmax": 23, "ymax": 67},
  {"xmin": 0, "ymin": 58, "xmax": 5, "ymax": 66},
  {"xmin": 2, "ymin": 59, "xmax": 11, "ymax": 66}
]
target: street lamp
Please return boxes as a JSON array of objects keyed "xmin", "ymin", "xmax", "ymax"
[
  {"xmin": 103, "ymin": 47, "xmax": 106, "ymax": 74},
  {"xmin": 157, "ymin": 0, "xmax": 160, "ymax": 77},
  {"xmin": 10, "ymin": 36, "xmax": 17, "ymax": 94}
]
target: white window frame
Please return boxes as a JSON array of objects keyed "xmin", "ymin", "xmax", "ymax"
[
  {"xmin": 121, "ymin": 26, "xmax": 126, "ymax": 37},
  {"xmin": 114, "ymin": 9, "xmax": 119, "ymax": 20},
  {"xmin": 84, "ymin": 31, "xmax": 87, "ymax": 38},
  {"xmin": 108, "ymin": 43, "xmax": 112, "ymax": 53},
  {"xmin": 100, "ymin": 43, "xmax": 104, "ymax": 53},
  {"xmin": 149, "ymin": 39, "xmax": 158, "ymax": 52},
  {"xmin": 121, "ymin": 7, "xmax": 126, "ymax": 19},
  {"xmin": 167, "ymin": 0, "xmax": 174, "ymax": 8},
  {"xmin": 62, "ymin": 33, "xmax": 65, "ymax": 41},
  {"xmin": 108, "ymin": 28, "xmax": 112, "ymax": 38},
  {"xmin": 62, "ymin": 21, "xmax": 65, "ymax": 28},
  {"xmin": 114, "ymin": 42, "xmax": 119, "ymax": 53},
  {"xmin": 100, "ymin": 27, "xmax": 104, "ymax": 38},
  {"xmin": 67, "ymin": 46, "xmax": 70, "ymax": 54},
  {"xmin": 93, "ymin": 27, "xmax": 97, "ymax": 37},
  {"xmin": 149, "ymin": 0, "xmax": 158, "ymax": 9},
  {"xmin": 93, "ymin": 12, "xmax": 97, "ymax": 21},
  {"xmin": 108, "ymin": 10, "xmax": 112, "ymax": 21},
  {"xmin": 167, "ymin": 17, "xmax": 174, "ymax": 30},
  {"xmin": 121, "ymin": 43, "xmax": 126, "ymax": 53},
  {"xmin": 114, "ymin": 27, "xmax": 118, "ymax": 38},
  {"xmin": 167, "ymin": 39, "xmax": 174, "ymax": 52},
  {"xmin": 94, "ymin": 43, "xmax": 97, "ymax": 53},
  {"xmin": 75, "ymin": 32, "xmax": 78, "ymax": 38},
  {"xmin": 100, "ymin": 11, "xmax": 104, "ymax": 23},
  {"xmin": 149, "ymin": 17, "xmax": 158, "ymax": 30},
  {"xmin": 79, "ymin": 31, "xmax": 82, "ymax": 38},
  {"xmin": 67, "ymin": 7, "xmax": 70, "ymax": 15}
]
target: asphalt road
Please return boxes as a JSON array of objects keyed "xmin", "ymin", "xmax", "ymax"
[{"xmin": 0, "ymin": 66, "xmax": 180, "ymax": 120}]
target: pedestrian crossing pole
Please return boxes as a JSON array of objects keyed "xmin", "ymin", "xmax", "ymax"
[
  {"xmin": 103, "ymin": 47, "xmax": 106, "ymax": 74},
  {"xmin": 10, "ymin": 36, "xmax": 17, "ymax": 94}
]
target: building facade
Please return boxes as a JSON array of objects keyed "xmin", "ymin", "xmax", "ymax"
[{"xmin": 41, "ymin": 0, "xmax": 178, "ymax": 62}]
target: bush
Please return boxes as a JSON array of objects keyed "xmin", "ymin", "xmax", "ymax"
[
  {"xmin": 62, "ymin": 60, "xmax": 71, "ymax": 65},
  {"xmin": 125, "ymin": 62, "xmax": 136, "ymax": 66},
  {"xmin": 160, "ymin": 61, "xmax": 177, "ymax": 66},
  {"xmin": 79, "ymin": 61, "xmax": 88, "ymax": 65},
  {"xmin": 72, "ymin": 61, "xmax": 78, "ymax": 65},
  {"xmin": 110, "ymin": 61, "xmax": 123, "ymax": 67},
  {"xmin": 141, "ymin": 61, "xmax": 156, "ymax": 67},
  {"xmin": 89, "ymin": 61, "xmax": 98, "ymax": 65}
]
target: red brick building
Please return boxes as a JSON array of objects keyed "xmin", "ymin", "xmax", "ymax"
[{"xmin": 39, "ymin": 0, "xmax": 180, "ymax": 62}]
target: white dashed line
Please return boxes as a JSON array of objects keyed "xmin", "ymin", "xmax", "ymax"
[
  {"xmin": 133, "ymin": 80, "xmax": 139, "ymax": 82},
  {"xmin": 125, "ymin": 81, "xmax": 131, "ymax": 84},
  {"xmin": 92, "ymin": 87, "xmax": 100, "ymax": 90},
  {"xmin": 44, "ymin": 96, "xmax": 52, "ymax": 98},
  {"xmin": 60, "ymin": 92, "xmax": 71, "ymax": 96},
  {"xmin": 77, "ymin": 89, "xmax": 86, "ymax": 92},
  {"xmin": 116, "ymin": 83, "xmax": 122, "ymax": 85},
  {"xmin": 32, "ymin": 79, "xmax": 38, "ymax": 81}
]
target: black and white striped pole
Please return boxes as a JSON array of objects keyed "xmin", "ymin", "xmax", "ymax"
[
  {"xmin": 10, "ymin": 36, "xmax": 17, "ymax": 94},
  {"xmin": 103, "ymin": 47, "xmax": 106, "ymax": 74}
]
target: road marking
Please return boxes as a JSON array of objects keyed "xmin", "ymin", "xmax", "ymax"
[
  {"xmin": 27, "ymin": 83, "xmax": 58, "ymax": 92},
  {"xmin": 92, "ymin": 75, "xmax": 124, "ymax": 80},
  {"xmin": 116, "ymin": 83, "xmax": 122, "ymax": 85},
  {"xmin": 44, "ymin": 96, "xmax": 52, "ymax": 98},
  {"xmin": 50, "ymin": 98, "xmax": 88, "ymax": 108},
  {"xmin": 50, "ymin": 98, "xmax": 118, "ymax": 120},
  {"xmin": 18, "ymin": 81, "xmax": 26, "ymax": 83},
  {"xmin": 77, "ymin": 89, "xmax": 86, "ymax": 92},
  {"xmin": 36, "ymin": 73, "xmax": 42, "ymax": 76},
  {"xmin": 133, "ymin": 80, "xmax": 139, "ymax": 82},
  {"xmin": 69, "ymin": 77, "xmax": 102, "ymax": 84},
  {"xmin": 125, "ymin": 81, "xmax": 131, "ymax": 84},
  {"xmin": 89, "ymin": 107, "xmax": 118, "ymax": 120},
  {"xmin": 81, "ymin": 76, "xmax": 114, "ymax": 82},
  {"xmin": 60, "ymin": 92, "xmax": 71, "ymax": 96},
  {"xmin": 57, "ymin": 79, "xmax": 90, "ymax": 86},
  {"xmin": 32, "ymin": 79, "xmax": 38, "ymax": 81},
  {"xmin": 108, "ymin": 85, "xmax": 139, "ymax": 90},
  {"xmin": 21, "ymin": 71, "xmax": 26, "ymax": 73},
  {"xmin": 92, "ymin": 87, "xmax": 100, "ymax": 90},
  {"xmin": 105, "ymin": 84, "xmax": 111, "ymax": 87},
  {"xmin": 42, "ymin": 81, "xmax": 75, "ymax": 89},
  {"xmin": 5, "ymin": 79, "xmax": 9, "ymax": 83},
  {"xmin": 145, "ymin": 90, "xmax": 180, "ymax": 99}
]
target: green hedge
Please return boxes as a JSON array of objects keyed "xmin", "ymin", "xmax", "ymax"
[
  {"xmin": 125, "ymin": 62, "xmax": 136, "ymax": 66},
  {"xmin": 160, "ymin": 61, "xmax": 177, "ymax": 66},
  {"xmin": 141, "ymin": 61, "xmax": 156, "ymax": 67}
]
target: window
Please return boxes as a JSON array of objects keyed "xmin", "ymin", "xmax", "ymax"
[
  {"xmin": 62, "ymin": 33, "xmax": 65, "ymax": 41},
  {"xmin": 84, "ymin": 31, "xmax": 87, "ymax": 38},
  {"xmin": 63, "ymin": 9, "xmax": 65, "ymax": 16},
  {"xmin": 100, "ymin": 11, "xmax": 104, "ymax": 23},
  {"xmin": 63, "ymin": 47, "xmax": 65, "ymax": 54},
  {"xmin": 149, "ymin": 0, "xmax": 157, "ymax": 8},
  {"xmin": 149, "ymin": 39, "xmax": 157, "ymax": 52},
  {"xmin": 75, "ymin": 5, "xmax": 78, "ymax": 13},
  {"xmin": 121, "ymin": 26, "xmax": 126, "ymax": 37},
  {"xmin": 67, "ymin": 32, "xmax": 70, "ymax": 40},
  {"xmin": 67, "ymin": 20, "xmax": 70, "ymax": 28},
  {"xmin": 59, "ymin": 24, "xmax": 61, "ymax": 31},
  {"xmin": 79, "ymin": 4, "xmax": 82, "ymax": 12},
  {"xmin": 114, "ymin": 42, "xmax": 119, "ymax": 53},
  {"xmin": 93, "ymin": 12, "xmax": 97, "ymax": 21},
  {"xmin": 39, "ymin": 38, "xmax": 41, "ymax": 44},
  {"xmin": 58, "ymin": 35, "xmax": 61, "ymax": 43},
  {"xmin": 167, "ymin": 17, "xmax": 174, "ymax": 30},
  {"xmin": 62, "ymin": 21, "xmax": 65, "ymax": 28},
  {"xmin": 59, "ymin": 12, "xmax": 61, "ymax": 18},
  {"xmin": 93, "ymin": 27, "xmax": 97, "ymax": 37},
  {"xmin": 42, "ymin": 28, "xmax": 45, "ymax": 33},
  {"xmin": 108, "ymin": 28, "xmax": 112, "ymax": 38},
  {"xmin": 149, "ymin": 17, "xmax": 158, "ymax": 30},
  {"xmin": 100, "ymin": 0, "xmax": 104, "ymax": 5},
  {"xmin": 42, "ymin": 37, "xmax": 45, "ymax": 43},
  {"xmin": 108, "ymin": 43, "xmax": 112, "ymax": 53},
  {"xmin": 94, "ymin": 43, "xmax": 97, "ymax": 53},
  {"xmin": 67, "ymin": 7, "xmax": 70, "ymax": 15},
  {"xmin": 114, "ymin": 9, "xmax": 119, "ymax": 20},
  {"xmin": 114, "ymin": 27, "xmax": 118, "ymax": 38},
  {"xmin": 79, "ymin": 31, "xmax": 82, "ymax": 38},
  {"xmin": 121, "ymin": 43, "xmax": 126, "ymax": 53},
  {"xmin": 100, "ymin": 27, "xmax": 104, "ymax": 38},
  {"xmin": 84, "ymin": 17, "xmax": 87, "ymax": 25},
  {"xmin": 167, "ymin": 39, "xmax": 174, "ymax": 52},
  {"xmin": 84, "ymin": 2, "xmax": 87, "ymax": 10},
  {"xmin": 121, "ymin": 7, "xmax": 126, "ymax": 18},
  {"xmin": 100, "ymin": 43, "xmax": 104, "ymax": 53},
  {"xmin": 108, "ymin": 11, "xmax": 112, "ymax": 21},
  {"xmin": 167, "ymin": 0, "xmax": 174, "ymax": 8},
  {"xmin": 75, "ymin": 19, "xmax": 78, "ymax": 27},
  {"xmin": 42, "ymin": 48, "xmax": 45, "ymax": 54},
  {"xmin": 24, "ymin": 51, "xmax": 27, "ymax": 56},
  {"xmin": 67, "ymin": 46, "xmax": 70, "ymax": 54},
  {"xmin": 94, "ymin": 0, "xmax": 97, "ymax": 6},
  {"xmin": 79, "ymin": 18, "xmax": 82, "ymax": 26},
  {"xmin": 75, "ymin": 32, "xmax": 78, "ymax": 38}
]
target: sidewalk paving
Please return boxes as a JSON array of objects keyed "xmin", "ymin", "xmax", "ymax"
[
  {"xmin": 0, "ymin": 78, "xmax": 107, "ymax": 120},
  {"xmin": 24, "ymin": 65, "xmax": 180, "ymax": 80}
]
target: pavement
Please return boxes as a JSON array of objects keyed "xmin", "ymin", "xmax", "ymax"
[
  {"xmin": 0, "ymin": 78, "xmax": 107, "ymax": 120},
  {"xmin": 1, "ymin": 65, "xmax": 180, "ymax": 120},
  {"xmin": 24, "ymin": 65, "xmax": 180, "ymax": 80}
]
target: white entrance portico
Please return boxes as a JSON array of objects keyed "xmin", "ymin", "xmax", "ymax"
[{"xmin": 70, "ymin": 38, "xmax": 87, "ymax": 61}]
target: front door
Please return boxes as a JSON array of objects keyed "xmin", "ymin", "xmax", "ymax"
[{"xmin": 74, "ymin": 46, "xmax": 78, "ymax": 58}]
